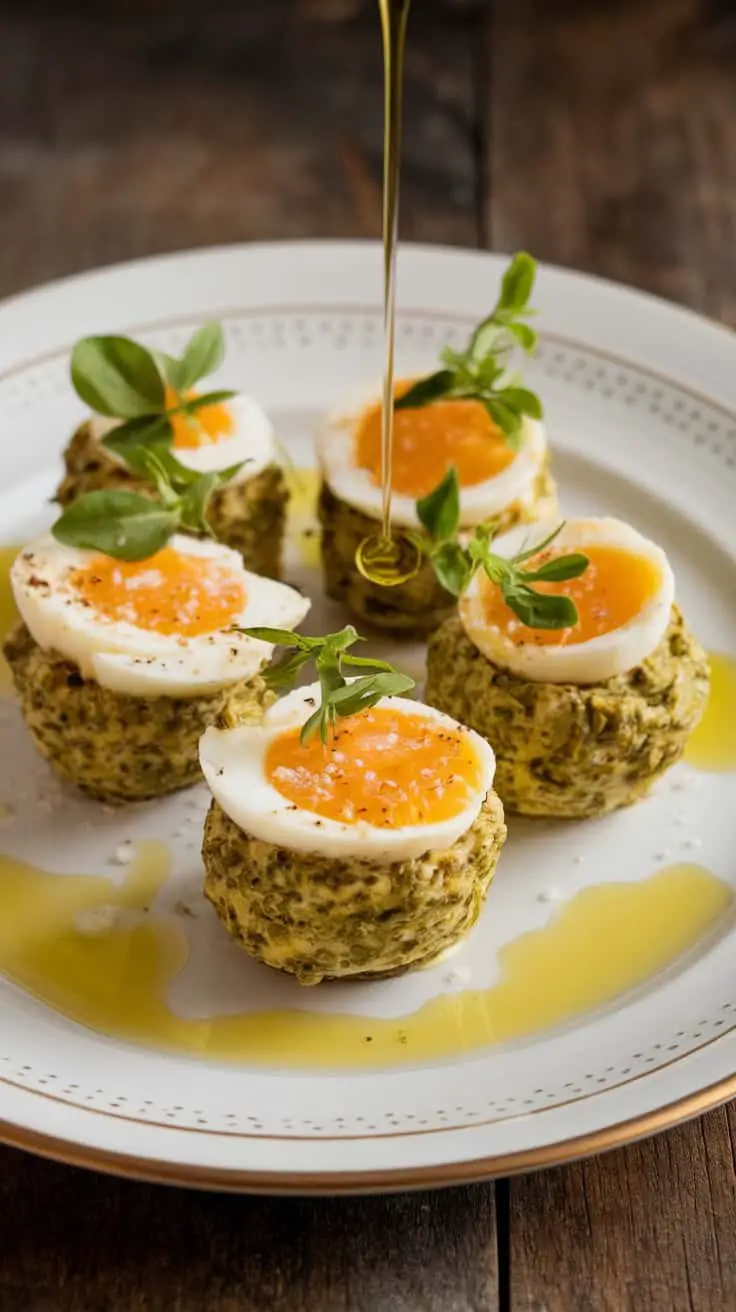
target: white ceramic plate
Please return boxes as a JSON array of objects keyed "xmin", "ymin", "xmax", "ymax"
[{"xmin": 0, "ymin": 242, "xmax": 735, "ymax": 1194}]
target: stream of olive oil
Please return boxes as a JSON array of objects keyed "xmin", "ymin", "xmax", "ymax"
[
  {"xmin": 354, "ymin": 0, "xmax": 421, "ymax": 588},
  {"xmin": 0, "ymin": 847, "xmax": 731, "ymax": 1069}
]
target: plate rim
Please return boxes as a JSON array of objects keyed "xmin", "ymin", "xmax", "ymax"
[
  {"xmin": 3, "ymin": 1068, "xmax": 736, "ymax": 1193},
  {"xmin": 0, "ymin": 238, "xmax": 735, "ymax": 1191}
]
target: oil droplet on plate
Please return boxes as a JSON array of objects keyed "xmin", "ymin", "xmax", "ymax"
[
  {"xmin": 284, "ymin": 468, "xmax": 321, "ymax": 570},
  {"xmin": 0, "ymin": 853, "xmax": 730, "ymax": 1070},
  {"xmin": 685, "ymin": 652, "xmax": 736, "ymax": 772},
  {"xmin": 355, "ymin": 533, "xmax": 422, "ymax": 586}
]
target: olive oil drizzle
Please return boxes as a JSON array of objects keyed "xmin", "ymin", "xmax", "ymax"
[{"xmin": 355, "ymin": 0, "xmax": 421, "ymax": 587}]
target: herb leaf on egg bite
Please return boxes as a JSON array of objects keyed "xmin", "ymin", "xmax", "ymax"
[
  {"xmin": 240, "ymin": 623, "xmax": 415, "ymax": 745},
  {"xmin": 394, "ymin": 252, "xmax": 542, "ymax": 449},
  {"xmin": 70, "ymin": 323, "xmax": 236, "ymax": 467},
  {"xmin": 414, "ymin": 467, "xmax": 589, "ymax": 630},
  {"xmin": 52, "ymin": 445, "xmax": 244, "ymax": 562}
]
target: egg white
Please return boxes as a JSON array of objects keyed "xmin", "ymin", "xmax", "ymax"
[
  {"xmin": 11, "ymin": 534, "xmax": 310, "ymax": 699},
  {"xmin": 89, "ymin": 392, "xmax": 277, "ymax": 487},
  {"xmin": 199, "ymin": 683, "xmax": 497, "ymax": 862},
  {"xmin": 316, "ymin": 378, "xmax": 551, "ymax": 529},
  {"xmin": 459, "ymin": 516, "xmax": 675, "ymax": 685}
]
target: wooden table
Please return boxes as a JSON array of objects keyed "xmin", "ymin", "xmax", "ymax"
[{"xmin": 1, "ymin": 1, "xmax": 735, "ymax": 1307}]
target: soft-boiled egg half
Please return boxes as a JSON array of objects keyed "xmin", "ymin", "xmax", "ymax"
[
  {"xmin": 11, "ymin": 534, "xmax": 309, "ymax": 698},
  {"xmin": 459, "ymin": 517, "xmax": 675, "ymax": 685},
  {"xmin": 317, "ymin": 378, "xmax": 549, "ymax": 528},
  {"xmin": 200, "ymin": 684, "xmax": 496, "ymax": 862},
  {"xmin": 90, "ymin": 389, "xmax": 277, "ymax": 486}
]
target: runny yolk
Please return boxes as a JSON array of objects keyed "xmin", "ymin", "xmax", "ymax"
[
  {"xmin": 479, "ymin": 544, "xmax": 661, "ymax": 647},
  {"xmin": 354, "ymin": 380, "xmax": 515, "ymax": 498},
  {"xmin": 265, "ymin": 707, "xmax": 484, "ymax": 828},
  {"xmin": 72, "ymin": 547, "xmax": 246, "ymax": 637},
  {"xmin": 164, "ymin": 385, "xmax": 234, "ymax": 450}
]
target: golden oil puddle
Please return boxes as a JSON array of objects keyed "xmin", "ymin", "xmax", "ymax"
[
  {"xmin": 685, "ymin": 653, "xmax": 736, "ymax": 772},
  {"xmin": 285, "ymin": 467, "xmax": 321, "ymax": 570},
  {"xmin": 0, "ymin": 544, "xmax": 20, "ymax": 695},
  {"xmin": 0, "ymin": 846, "xmax": 730, "ymax": 1069}
]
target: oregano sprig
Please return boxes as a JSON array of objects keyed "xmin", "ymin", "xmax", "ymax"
[
  {"xmin": 240, "ymin": 624, "xmax": 415, "ymax": 744},
  {"xmin": 395, "ymin": 252, "xmax": 542, "ymax": 449},
  {"xmin": 51, "ymin": 445, "xmax": 244, "ymax": 562},
  {"xmin": 414, "ymin": 468, "xmax": 589, "ymax": 630},
  {"xmin": 70, "ymin": 323, "xmax": 236, "ymax": 466}
]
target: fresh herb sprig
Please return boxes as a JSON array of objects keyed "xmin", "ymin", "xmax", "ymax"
[
  {"xmin": 71, "ymin": 323, "xmax": 235, "ymax": 466},
  {"xmin": 52, "ymin": 444, "xmax": 243, "ymax": 562},
  {"xmin": 395, "ymin": 252, "xmax": 541, "ymax": 449},
  {"xmin": 241, "ymin": 624, "xmax": 415, "ymax": 744},
  {"xmin": 415, "ymin": 469, "xmax": 589, "ymax": 629}
]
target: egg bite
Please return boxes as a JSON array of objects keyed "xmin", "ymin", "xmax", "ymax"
[
  {"xmin": 4, "ymin": 535, "xmax": 310, "ymax": 804},
  {"xmin": 200, "ymin": 685, "xmax": 507, "ymax": 984},
  {"xmin": 56, "ymin": 392, "xmax": 289, "ymax": 579},
  {"xmin": 425, "ymin": 517, "xmax": 709, "ymax": 818},
  {"xmin": 317, "ymin": 381, "xmax": 557, "ymax": 636}
]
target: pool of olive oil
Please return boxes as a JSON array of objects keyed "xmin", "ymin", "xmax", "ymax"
[
  {"xmin": 355, "ymin": 0, "xmax": 421, "ymax": 588},
  {"xmin": 685, "ymin": 652, "xmax": 736, "ymax": 771},
  {"xmin": 0, "ymin": 845, "xmax": 730, "ymax": 1069}
]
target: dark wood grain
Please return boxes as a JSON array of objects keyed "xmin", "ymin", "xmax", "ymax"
[
  {"xmin": 0, "ymin": 1144, "xmax": 497, "ymax": 1312},
  {"xmin": 0, "ymin": 0, "xmax": 479, "ymax": 299},
  {"xmin": 488, "ymin": 0, "xmax": 736, "ymax": 326},
  {"xmin": 506, "ymin": 1104, "xmax": 736, "ymax": 1312}
]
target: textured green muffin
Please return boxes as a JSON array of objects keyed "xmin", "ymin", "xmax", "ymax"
[
  {"xmin": 56, "ymin": 421, "xmax": 289, "ymax": 580},
  {"xmin": 318, "ymin": 461, "xmax": 557, "ymax": 637},
  {"xmin": 202, "ymin": 790, "xmax": 507, "ymax": 985},
  {"xmin": 4, "ymin": 622, "xmax": 272, "ymax": 805},
  {"xmin": 425, "ymin": 606, "xmax": 709, "ymax": 819}
]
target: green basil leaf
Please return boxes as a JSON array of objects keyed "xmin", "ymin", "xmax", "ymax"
[
  {"xmin": 329, "ymin": 671, "xmax": 415, "ymax": 716},
  {"xmin": 101, "ymin": 416, "xmax": 173, "ymax": 473},
  {"xmin": 240, "ymin": 627, "xmax": 313, "ymax": 649},
  {"xmin": 416, "ymin": 468, "xmax": 460, "ymax": 541},
  {"xmin": 176, "ymin": 324, "xmax": 227, "ymax": 391},
  {"xmin": 71, "ymin": 336, "xmax": 166, "ymax": 418},
  {"xmin": 340, "ymin": 652, "xmax": 399, "ymax": 674},
  {"xmin": 151, "ymin": 350, "xmax": 185, "ymax": 391},
  {"xmin": 511, "ymin": 522, "xmax": 566, "ymax": 565},
  {"xmin": 52, "ymin": 490, "xmax": 179, "ymax": 561},
  {"xmin": 431, "ymin": 541, "xmax": 471, "ymax": 597},
  {"xmin": 506, "ymin": 321, "xmax": 538, "ymax": 353},
  {"xmin": 521, "ymin": 552, "xmax": 589, "ymax": 583},
  {"xmin": 393, "ymin": 370, "xmax": 455, "ymax": 411},
  {"xmin": 261, "ymin": 647, "xmax": 315, "ymax": 690},
  {"xmin": 139, "ymin": 444, "xmax": 201, "ymax": 491},
  {"xmin": 480, "ymin": 398, "xmax": 522, "ymax": 450},
  {"xmin": 499, "ymin": 386, "xmax": 543, "ymax": 420},
  {"xmin": 501, "ymin": 580, "xmax": 578, "ymax": 630},
  {"xmin": 468, "ymin": 318, "xmax": 508, "ymax": 364},
  {"xmin": 326, "ymin": 625, "xmax": 362, "ymax": 653},
  {"xmin": 178, "ymin": 472, "xmax": 220, "ymax": 535},
  {"xmin": 178, "ymin": 389, "xmax": 238, "ymax": 413},
  {"xmin": 300, "ymin": 705, "xmax": 328, "ymax": 745},
  {"xmin": 498, "ymin": 252, "xmax": 537, "ymax": 313}
]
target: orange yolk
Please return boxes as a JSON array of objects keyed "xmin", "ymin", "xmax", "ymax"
[
  {"xmin": 164, "ymin": 385, "xmax": 234, "ymax": 450},
  {"xmin": 265, "ymin": 707, "xmax": 484, "ymax": 829},
  {"xmin": 479, "ymin": 544, "xmax": 661, "ymax": 647},
  {"xmin": 72, "ymin": 546, "xmax": 245, "ymax": 637},
  {"xmin": 354, "ymin": 380, "xmax": 515, "ymax": 498}
]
